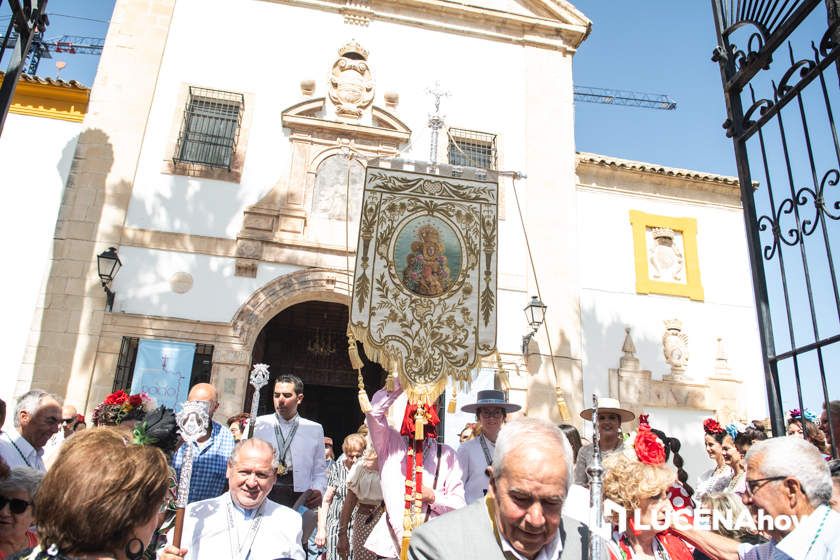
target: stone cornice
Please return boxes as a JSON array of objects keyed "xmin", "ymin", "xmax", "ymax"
[
  {"xmin": 576, "ymin": 152, "xmax": 744, "ymax": 205},
  {"xmin": 577, "ymin": 152, "xmax": 740, "ymax": 187},
  {"xmin": 260, "ymin": 0, "xmax": 591, "ymax": 52}
]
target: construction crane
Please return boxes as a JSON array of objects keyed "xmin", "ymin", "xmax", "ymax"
[
  {"xmin": 574, "ymin": 85, "xmax": 677, "ymax": 110},
  {"xmin": 3, "ymin": 32, "xmax": 105, "ymax": 75},
  {"xmin": 25, "ymin": 33, "xmax": 104, "ymax": 75}
]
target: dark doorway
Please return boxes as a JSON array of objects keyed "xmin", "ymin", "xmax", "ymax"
[{"xmin": 247, "ymin": 300, "xmax": 384, "ymax": 450}]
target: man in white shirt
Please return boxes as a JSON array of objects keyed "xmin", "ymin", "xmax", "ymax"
[
  {"xmin": 43, "ymin": 403, "xmax": 79, "ymax": 468},
  {"xmin": 0, "ymin": 390, "xmax": 62, "ymax": 472},
  {"xmin": 161, "ymin": 437, "xmax": 305, "ymax": 560},
  {"xmin": 676, "ymin": 436, "xmax": 840, "ymax": 559},
  {"xmin": 253, "ymin": 374, "xmax": 326, "ymax": 510},
  {"xmin": 457, "ymin": 390, "xmax": 521, "ymax": 504}
]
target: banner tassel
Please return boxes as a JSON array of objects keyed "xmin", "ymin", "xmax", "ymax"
[{"xmin": 446, "ymin": 384, "xmax": 457, "ymax": 414}]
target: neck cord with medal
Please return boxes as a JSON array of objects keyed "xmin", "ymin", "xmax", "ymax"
[
  {"xmin": 4, "ymin": 433, "xmax": 33, "ymax": 468},
  {"xmin": 803, "ymin": 506, "xmax": 830, "ymax": 558},
  {"xmin": 617, "ymin": 532, "xmax": 672, "ymax": 560},
  {"xmin": 226, "ymin": 499, "xmax": 265, "ymax": 560},
  {"xmin": 273, "ymin": 414, "xmax": 299, "ymax": 475},
  {"xmin": 478, "ymin": 434, "xmax": 493, "ymax": 473}
]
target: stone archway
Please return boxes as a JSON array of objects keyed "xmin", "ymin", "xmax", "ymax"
[{"xmin": 212, "ymin": 267, "xmax": 353, "ymax": 420}]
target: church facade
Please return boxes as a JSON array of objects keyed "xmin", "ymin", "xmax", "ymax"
[{"xmin": 10, "ymin": 0, "xmax": 765, "ymax": 471}]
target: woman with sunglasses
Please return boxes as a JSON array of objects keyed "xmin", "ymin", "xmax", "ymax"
[{"xmin": 0, "ymin": 468, "xmax": 43, "ymax": 559}]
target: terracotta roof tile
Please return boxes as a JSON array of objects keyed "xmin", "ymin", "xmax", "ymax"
[{"xmin": 576, "ymin": 151, "xmax": 740, "ymax": 186}]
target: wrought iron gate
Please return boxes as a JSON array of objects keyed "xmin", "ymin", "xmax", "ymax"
[{"xmin": 711, "ymin": 0, "xmax": 840, "ymax": 450}]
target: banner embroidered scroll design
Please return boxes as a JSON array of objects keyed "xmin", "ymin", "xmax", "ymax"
[{"xmin": 351, "ymin": 163, "xmax": 498, "ymax": 404}]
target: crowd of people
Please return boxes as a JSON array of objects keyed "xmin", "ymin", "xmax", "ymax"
[{"xmin": 0, "ymin": 381, "xmax": 838, "ymax": 559}]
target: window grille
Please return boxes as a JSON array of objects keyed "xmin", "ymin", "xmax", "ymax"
[
  {"xmin": 174, "ymin": 87, "xmax": 244, "ymax": 170},
  {"xmin": 447, "ymin": 128, "xmax": 497, "ymax": 170},
  {"xmin": 112, "ymin": 337, "xmax": 215, "ymax": 392}
]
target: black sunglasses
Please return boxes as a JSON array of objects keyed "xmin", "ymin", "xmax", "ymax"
[{"xmin": 0, "ymin": 496, "xmax": 31, "ymax": 514}]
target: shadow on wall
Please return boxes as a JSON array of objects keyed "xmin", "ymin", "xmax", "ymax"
[
  {"xmin": 27, "ymin": 128, "xmax": 114, "ymax": 412},
  {"xmin": 579, "ymin": 302, "xmax": 665, "ymax": 400}
]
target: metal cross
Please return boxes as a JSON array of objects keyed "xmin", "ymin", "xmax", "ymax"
[{"xmin": 426, "ymin": 81, "xmax": 450, "ymax": 164}]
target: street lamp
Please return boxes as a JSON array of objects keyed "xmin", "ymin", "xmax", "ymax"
[
  {"xmin": 521, "ymin": 295, "xmax": 547, "ymax": 354},
  {"xmin": 96, "ymin": 247, "xmax": 122, "ymax": 312}
]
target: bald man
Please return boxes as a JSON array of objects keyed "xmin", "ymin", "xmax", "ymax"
[{"xmin": 173, "ymin": 383, "xmax": 237, "ymax": 503}]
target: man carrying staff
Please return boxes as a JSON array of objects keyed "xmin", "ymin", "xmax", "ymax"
[
  {"xmin": 172, "ymin": 383, "xmax": 236, "ymax": 503},
  {"xmin": 161, "ymin": 438, "xmax": 305, "ymax": 559},
  {"xmin": 253, "ymin": 374, "xmax": 326, "ymax": 510},
  {"xmin": 365, "ymin": 378, "xmax": 465, "ymax": 558},
  {"xmin": 457, "ymin": 389, "xmax": 521, "ymax": 504}
]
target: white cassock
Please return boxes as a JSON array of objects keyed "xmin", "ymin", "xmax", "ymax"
[
  {"xmin": 253, "ymin": 414, "xmax": 327, "ymax": 494},
  {"xmin": 456, "ymin": 435, "xmax": 494, "ymax": 504},
  {"xmin": 172, "ymin": 492, "xmax": 305, "ymax": 560}
]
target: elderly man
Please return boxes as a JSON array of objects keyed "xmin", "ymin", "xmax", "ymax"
[
  {"xmin": 457, "ymin": 389, "xmax": 521, "ymax": 503},
  {"xmin": 162, "ymin": 438, "xmax": 305, "ymax": 560},
  {"xmin": 365, "ymin": 379, "xmax": 465, "ymax": 558},
  {"xmin": 408, "ymin": 417, "xmax": 584, "ymax": 560},
  {"xmin": 821, "ymin": 400, "xmax": 840, "ymax": 458},
  {"xmin": 677, "ymin": 436, "xmax": 840, "ymax": 559},
  {"xmin": 253, "ymin": 374, "xmax": 326, "ymax": 509},
  {"xmin": 173, "ymin": 383, "xmax": 236, "ymax": 503},
  {"xmin": 0, "ymin": 390, "xmax": 61, "ymax": 472}
]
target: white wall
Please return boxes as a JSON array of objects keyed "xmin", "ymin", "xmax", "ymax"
[
  {"xmin": 576, "ymin": 186, "xmax": 766, "ymax": 418},
  {"xmin": 124, "ymin": 0, "xmax": 536, "ymax": 239},
  {"xmin": 113, "ymin": 246, "xmax": 301, "ymax": 322},
  {"xmin": 0, "ymin": 113, "xmax": 79, "ymax": 404}
]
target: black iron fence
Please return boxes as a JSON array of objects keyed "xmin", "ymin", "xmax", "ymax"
[{"xmin": 711, "ymin": 0, "xmax": 840, "ymax": 453}]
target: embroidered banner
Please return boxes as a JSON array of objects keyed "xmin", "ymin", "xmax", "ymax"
[
  {"xmin": 350, "ymin": 160, "xmax": 498, "ymax": 404},
  {"xmin": 130, "ymin": 339, "xmax": 196, "ymax": 409}
]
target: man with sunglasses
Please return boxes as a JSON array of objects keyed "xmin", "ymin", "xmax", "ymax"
[
  {"xmin": 43, "ymin": 403, "xmax": 79, "ymax": 467},
  {"xmin": 457, "ymin": 390, "xmax": 521, "ymax": 504},
  {"xmin": 675, "ymin": 436, "xmax": 840, "ymax": 559},
  {"xmin": 0, "ymin": 390, "xmax": 61, "ymax": 472}
]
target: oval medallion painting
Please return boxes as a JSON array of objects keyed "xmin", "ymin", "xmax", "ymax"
[{"xmin": 394, "ymin": 216, "xmax": 462, "ymax": 297}]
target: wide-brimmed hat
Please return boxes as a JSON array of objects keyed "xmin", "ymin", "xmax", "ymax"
[
  {"xmin": 579, "ymin": 397, "xmax": 635, "ymax": 423},
  {"xmin": 461, "ymin": 390, "xmax": 521, "ymax": 414}
]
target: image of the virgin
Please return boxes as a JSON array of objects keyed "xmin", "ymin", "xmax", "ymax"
[{"xmin": 178, "ymin": 401, "xmax": 209, "ymax": 442}]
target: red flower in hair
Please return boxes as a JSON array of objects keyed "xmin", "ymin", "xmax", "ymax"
[
  {"xmin": 634, "ymin": 415, "xmax": 666, "ymax": 465},
  {"xmin": 104, "ymin": 390, "xmax": 129, "ymax": 405},
  {"xmin": 703, "ymin": 418, "xmax": 724, "ymax": 435}
]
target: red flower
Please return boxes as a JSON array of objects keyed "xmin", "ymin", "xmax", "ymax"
[
  {"xmin": 703, "ymin": 418, "xmax": 724, "ymax": 435},
  {"xmin": 104, "ymin": 390, "xmax": 128, "ymax": 405},
  {"xmin": 634, "ymin": 429, "xmax": 666, "ymax": 465},
  {"xmin": 128, "ymin": 394, "xmax": 143, "ymax": 407}
]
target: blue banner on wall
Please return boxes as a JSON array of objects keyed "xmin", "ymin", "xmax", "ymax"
[{"xmin": 130, "ymin": 339, "xmax": 196, "ymax": 410}]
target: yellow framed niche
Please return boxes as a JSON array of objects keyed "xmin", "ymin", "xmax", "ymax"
[{"xmin": 629, "ymin": 210, "xmax": 704, "ymax": 301}]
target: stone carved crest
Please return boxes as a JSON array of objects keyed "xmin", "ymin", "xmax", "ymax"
[
  {"xmin": 648, "ymin": 227, "xmax": 684, "ymax": 281},
  {"xmin": 329, "ymin": 41, "xmax": 374, "ymax": 119},
  {"xmin": 662, "ymin": 319, "xmax": 689, "ymax": 378}
]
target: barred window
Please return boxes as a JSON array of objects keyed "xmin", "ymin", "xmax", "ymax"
[
  {"xmin": 447, "ymin": 128, "xmax": 497, "ymax": 170},
  {"xmin": 174, "ymin": 87, "xmax": 244, "ymax": 169}
]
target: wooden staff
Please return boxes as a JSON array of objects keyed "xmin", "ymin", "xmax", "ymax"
[
  {"xmin": 244, "ymin": 363, "xmax": 270, "ymax": 439},
  {"xmin": 172, "ymin": 400, "xmax": 210, "ymax": 548}
]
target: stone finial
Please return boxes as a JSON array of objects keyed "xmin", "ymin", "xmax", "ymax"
[
  {"xmin": 714, "ymin": 336, "xmax": 733, "ymax": 376},
  {"xmin": 662, "ymin": 319, "xmax": 688, "ymax": 380},
  {"xmin": 619, "ymin": 327, "xmax": 640, "ymax": 371}
]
